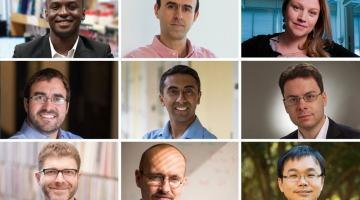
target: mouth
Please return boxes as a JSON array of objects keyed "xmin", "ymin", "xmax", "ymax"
[
  {"xmin": 38, "ymin": 111, "xmax": 58, "ymax": 120},
  {"xmin": 295, "ymin": 190, "xmax": 312, "ymax": 196},
  {"xmin": 55, "ymin": 20, "xmax": 73, "ymax": 27},
  {"xmin": 154, "ymin": 195, "xmax": 173, "ymax": 200},
  {"xmin": 174, "ymin": 105, "xmax": 189, "ymax": 112},
  {"xmin": 298, "ymin": 114, "xmax": 312, "ymax": 120},
  {"xmin": 293, "ymin": 22, "xmax": 307, "ymax": 29}
]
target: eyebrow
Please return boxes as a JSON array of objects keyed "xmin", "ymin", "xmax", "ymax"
[
  {"xmin": 33, "ymin": 92, "xmax": 65, "ymax": 98},
  {"xmin": 166, "ymin": 1, "xmax": 193, "ymax": 10},
  {"xmin": 285, "ymin": 91, "xmax": 318, "ymax": 98},
  {"xmin": 286, "ymin": 168, "xmax": 318, "ymax": 173}
]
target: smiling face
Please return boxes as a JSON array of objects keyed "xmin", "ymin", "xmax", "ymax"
[
  {"xmin": 283, "ymin": 77, "xmax": 327, "ymax": 134},
  {"xmin": 284, "ymin": 0, "xmax": 320, "ymax": 40},
  {"xmin": 35, "ymin": 156, "xmax": 80, "ymax": 200},
  {"xmin": 160, "ymin": 73, "xmax": 201, "ymax": 125},
  {"xmin": 25, "ymin": 78, "xmax": 69, "ymax": 137},
  {"xmin": 135, "ymin": 145, "xmax": 187, "ymax": 200},
  {"xmin": 155, "ymin": 0, "xmax": 199, "ymax": 42},
  {"xmin": 278, "ymin": 156, "xmax": 324, "ymax": 200},
  {"xmin": 45, "ymin": 0, "xmax": 85, "ymax": 39}
]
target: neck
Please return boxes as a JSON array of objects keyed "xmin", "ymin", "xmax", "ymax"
[
  {"xmin": 50, "ymin": 32, "xmax": 78, "ymax": 55},
  {"xmin": 169, "ymin": 116, "xmax": 196, "ymax": 138},
  {"xmin": 280, "ymin": 32, "xmax": 308, "ymax": 50},
  {"xmin": 26, "ymin": 119, "xmax": 59, "ymax": 139},
  {"xmin": 299, "ymin": 116, "xmax": 326, "ymax": 139},
  {"xmin": 159, "ymin": 34, "xmax": 188, "ymax": 57}
]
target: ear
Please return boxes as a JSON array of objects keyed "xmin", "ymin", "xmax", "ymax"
[
  {"xmin": 283, "ymin": 101, "xmax": 290, "ymax": 114},
  {"xmin": 135, "ymin": 170, "xmax": 142, "ymax": 188},
  {"xmin": 81, "ymin": 8, "xmax": 86, "ymax": 21},
  {"xmin": 277, "ymin": 178, "xmax": 284, "ymax": 192},
  {"xmin": 322, "ymin": 91, "xmax": 327, "ymax": 107},
  {"xmin": 159, "ymin": 95, "xmax": 165, "ymax": 106},
  {"xmin": 44, "ymin": 8, "xmax": 49, "ymax": 22},
  {"xmin": 65, "ymin": 102, "xmax": 70, "ymax": 114},
  {"xmin": 35, "ymin": 172, "xmax": 41, "ymax": 184},
  {"xmin": 193, "ymin": 11, "xmax": 199, "ymax": 22},
  {"xmin": 24, "ymin": 98, "xmax": 29, "ymax": 113},
  {"xmin": 154, "ymin": 3, "xmax": 160, "ymax": 19},
  {"xmin": 197, "ymin": 91, "xmax": 201, "ymax": 104}
]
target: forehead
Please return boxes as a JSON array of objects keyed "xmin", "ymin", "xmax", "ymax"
[
  {"xmin": 160, "ymin": 0, "xmax": 197, "ymax": 6},
  {"xmin": 30, "ymin": 78, "xmax": 67, "ymax": 95},
  {"xmin": 283, "ymin": 156, "xmax": 321, "ymax": 173},
  {"xmin": 144, "ymin": 147, "xmax": 186, "ymax": 175},
  {"xmin": 164, "ymin": 74, "xmax": 198, "ymax": 89},
  {"xmin": 289, "ymin": 0, "xmax": 320, "ymax": 9},
  {"xmin": 283, "ymin": 77, "xmax": 320, "ymax": 96},
  {"xmin": 42, "ymin": 156, "xmax": 78, "ymax": 169},
  {"xmin": 47, "ymin": 0, "xmax": 82, "ymax": 5}
]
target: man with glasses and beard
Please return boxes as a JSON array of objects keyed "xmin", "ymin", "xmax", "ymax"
[{"xmin": 10, "ymin": 68, "xmax": 81, "ymax": 139}]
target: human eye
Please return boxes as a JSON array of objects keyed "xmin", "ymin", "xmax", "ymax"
[
  {"xmin": 33, "ymin": 95, "xmax": 46, "ymax": 102},
  {"xmin": 168, "ymin": 88, "xmax": 179, "ymax": 96},
  {"xmin": 50, "ymin": 3, "xmax": 60, "ymax": 10},
  {"xmin": 62, "ymin": 169, "xmax": 77, "ymax": 176},
  {"xmin": 166, "ymin": 3, "xmax": 176, "ymax": 9},
  {"xmin": 309, "ymin": 10, "xmax": 318, "ymax": 17},
  {"xmin": 183, "ymin": 5, "xmax": 192, "ymax": 12},
  {"xmin": 184, "ymin": 88, "xmax": 195, "ymax": 96},
  {"xmin": 288, "ymin": 174, "xmax": 299, "ymax": 180},
  {"xmin": 67, "ymin": 2, "xmax": 79, "ymax": 10},
  {"xmin": 44, "ymin": 169, "xmax": 58, "ymax": 176},
  {"xmin": 286, "ymin": 97, "xmax": 297, "ymax": 105},
  {"xmin": 53, "ymin": 96, "xmax": 66, "ymax": 104},
  {"xmin": 148, "ymin": 175, "xmax": 163, "ymax": 182},
  {"xmin": 291, "ymin": 4, "xmax": 300, "ymax": 11},
  {"xmin": 305, "ymin": 93, "xmax": 317, "ymax": 101}
]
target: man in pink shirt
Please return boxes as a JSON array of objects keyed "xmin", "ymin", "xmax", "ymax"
[{"xmin": 125, "ymin": 0, "xmax": 215, "ymax": 58}]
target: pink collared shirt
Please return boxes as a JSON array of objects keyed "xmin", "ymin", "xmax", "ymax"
[{"xmin": 125, "ymin": 35, "xmax": 216, "ymax": 58}]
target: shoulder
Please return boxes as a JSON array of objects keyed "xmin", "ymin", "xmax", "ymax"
[
  {"xmin": 242, "ymin": 33, "xmax": 280, "ymax": 57},
  {"xmin": 13, "ymin": 35, "xmax": 48, "ymax": 58},
  {"xmin": 124, "ymin": 45, "xmax": 159, "ymax": 58},
  {"xmin": 202, "ymin": 129, "xmax": 217, "ymax": 139},
  {"xmin": 9, "ymin": 132, "xmax": 27, "ymax": 139},
  {"xmin": 280, "ymin": 130, "xmax": 298, "ymax": 139},
  {"xmin": 61, "ymin": 130, "xmax": 83, "ymax": 139},
  {"xmin": 326, "ymin": 41, "xmax": 359, "ymax": 57},
  {"xmin": 78, "ymin": 36, "xmax": 113, "ymax": 58},
  {"xmin": 329, "ymin": 119, "xmax": 360, "ymax": 138},
  {"xmin": 192, "ymin": 46, "xmax": 216, "ymax": 58},
  {"xmin": 143, "ymin": 129, "xmax": 163, "ymax": 139}
]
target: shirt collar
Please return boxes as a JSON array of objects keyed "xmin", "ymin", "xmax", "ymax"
[
  {"xmin": 20, "ymin": 120, "xmax": 66, "ymax": 139},
  {"xmin": 151, "ymin": 35, "xmax": 194, "ymax": 58},
  {"xmin": 49, "ymin": 36, "xmax": 79, "ymax": 58},
  {"xmin": 298, "ymin": 116, "xmax": 329, "ymax": 139},
  {"xmin": 160, "ymin": 117, "xmax": 204, "ymax": 139}
]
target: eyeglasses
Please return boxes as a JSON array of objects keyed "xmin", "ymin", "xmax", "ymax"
[
  {"xmin": 282, "ymin": 173, "xmax": 323, "ymax": 183},
  {"xmin": 29, "ymin": 94, "xmax": 67, "ymax": 105},
  {"xmin": 141, "ymin": 171, "xmax": 184, "ymax": 188},
  {"xmin": 283, "ymin": 92, "xmax": 322, "ymax": 106},
  {"xmin": 39, "ymin": 168, "xmax": 78, "ymax": 179}
]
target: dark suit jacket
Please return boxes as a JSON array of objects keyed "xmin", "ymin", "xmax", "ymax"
[
  {"xmin": 281, "ymin": 118, "xmax": 360, "ymax": 139},
  {"xmin": 13, "ymin": 34, "xmax": 113, "ymax": 58}
]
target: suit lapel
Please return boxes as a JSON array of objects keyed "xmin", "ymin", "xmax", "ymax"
[
  {"xmin": 326, "ymin": 118, "xmax": 341, "ymax": 138},
  {"xmin": 74, "ymin": 36, "xmax": 91, "ymax": 58},
  {"xmin": 41, "ymin": 35, "xmax": 52, "ymax": 58}
]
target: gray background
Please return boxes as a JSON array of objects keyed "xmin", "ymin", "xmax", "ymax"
[{"xmin": 242, "ymin": 61, "xmax": 360, "ymax": 139}]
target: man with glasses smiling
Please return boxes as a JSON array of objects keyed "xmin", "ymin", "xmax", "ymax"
[
  {"xmin": 135, "ymin": 143, "xmax": 187, "ymax": 200},
  {"xmin": 35, "ymin": 142, "xmax": 81, "ymax": 200},
  {"xmin": 278, "ymin": 145, "xmax": 325, "ymax": 200},
  {"xmin": 279, "ymin": 63, "xmax": 360, "ymax": 139},
  {"xmin": 11, "ymin": 68, "xmax": 82, "ymax": 139}
]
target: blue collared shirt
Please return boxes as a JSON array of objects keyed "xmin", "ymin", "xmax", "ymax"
[
  {"xmin": 143, "ymin": 117, "xmax": 217, "ymax": 139},
  {"xmin": 10, "ymin": 121, "xmax": 82, "ymax": 139}
]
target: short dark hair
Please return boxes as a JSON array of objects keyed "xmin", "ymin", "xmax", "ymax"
[
  {"xmin": 46, "ymin": 0, "xmax": 86, "ymax": 9},
  {"xmin": 277, "ymin": 145, "xmax": 326, "ymax": 178},
  {"xmin": 139, "ymin": 143, "xmax": 187, "ymax": 171},
  {"xmin": 159, "ymin": 65, "xmax": 201, "ymax": 95},
  {"xmin": 24, "ymin": 68, "xmax": 71, "ymax": 101},
  {"xmin": 279, "ymin": 63, "xmax": 324, "ymax": 96},
  {"xmin": 156, "ymin": 0, "xmax": 199, "ymax": 13}
]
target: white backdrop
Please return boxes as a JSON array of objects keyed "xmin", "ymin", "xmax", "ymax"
[{"xmin": 121, "ymin": 0, "xmax": 239, "ymax": 58}]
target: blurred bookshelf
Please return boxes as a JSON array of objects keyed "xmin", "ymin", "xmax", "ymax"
[
  {"xmin": 0, "ymin": 142, "xmax": 118, "ymax": 200},
  {"xmin": 3, "ymin": 0, "xmax": 118, "ymax": 57}
]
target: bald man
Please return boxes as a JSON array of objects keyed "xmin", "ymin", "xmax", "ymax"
[{"xmin": 135, "ymin": 143, "xmax": 187, "ymax": 200}]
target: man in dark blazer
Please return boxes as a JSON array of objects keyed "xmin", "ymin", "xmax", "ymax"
[
  {"xmin": 279, "ymin": 63, "xmax": 360, "ymax": 139},
  {"xmin": 13, "ymin": 0, "xmax": 113, "ymax": 58}
]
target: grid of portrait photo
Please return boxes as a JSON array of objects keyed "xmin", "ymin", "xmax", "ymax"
[{"xmin": 1, "ymin": 0, "xmax": 360, "ymax": 200}]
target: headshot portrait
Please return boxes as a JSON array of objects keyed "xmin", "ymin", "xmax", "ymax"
[
  {"xmin": 242, "ymin": 61, "xmax": 360, "ymax": 139},
  {"xmin": 122, "ymin": 142, "xmax": 238, "ymax": 200},
  {"xmin": 242, "ymin": 142, "xmax": 360, "ymax": 200},
  {"xmin": 0, "ymin": 61, "xmax": 118, "ymax": 139},
  {"xmin": 121, "ymin": 61, "xmax": 238, "ymax": 139},
  {"xmin": 4, "ymin": 0, "xmax": 118, "ymax": 58},
  {"xmin": 241, "ymin": 0, "xmax": 360, "ymax": 57},
  {"xmin": 0, "ymin": 142, "xmax": 118, "ymax": 200},
  {"xmin": 122, "ymin": 0, "xmax": 238, "ymax": 58}
]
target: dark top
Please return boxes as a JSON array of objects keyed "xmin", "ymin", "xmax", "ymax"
[
  {"xmin": 281, "ymin": 118, "xmax": 360, "ymax": 139},
  {"xmin": 242, "ymin": 33, "xmax": 359, "ymax": 57},
  {"xmin": 13, "ymin": 34, "xmax": 114, "ymax": 58}
]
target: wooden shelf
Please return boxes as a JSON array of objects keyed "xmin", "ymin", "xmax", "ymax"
[{"xmin": 10, "ymin": 13, "xmax": 49, "ymax": 36}]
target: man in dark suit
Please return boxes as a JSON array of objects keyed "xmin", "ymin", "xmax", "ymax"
[
  {"xmin": 13, "ymin": 0, "xmax": 113, "ymax": 58},
  {"xmin": 279, "ymin": 63, "xmax": 360, "ymax": 139}
]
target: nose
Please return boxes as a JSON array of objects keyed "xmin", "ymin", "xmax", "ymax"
[
  {"xmin": 58, "ymin": 5, "xmax": 69, "ymax": 16},
  {"xmin": 176, "ymin": 91, "xmax": 187, "ymax": 103},
  {"xmin": 296, "ymin": 98, "xmax": 307, "ymax": 111},
  {"xmin": 297, "ymin": 11, "xmax": 306, "ymax": 22},
  {"xmin": 55, "ymin": 172, "xmax": 66, "ymax": 182},
  {"xmin": 174, "ymin": 6, "xmax": 183, "ymax": 19},
  {"xmin": 159, "ymin": 178, "xmax": 171, "ymax": 193},
  {"xmin": 298, "ymin": 176, "xmax": 309, "ymax": 186}
]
